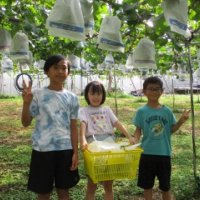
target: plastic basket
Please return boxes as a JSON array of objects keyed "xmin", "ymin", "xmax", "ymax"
[{"xmin": 83, "ymin": 147, "xmax": 143, "ymax": 183}]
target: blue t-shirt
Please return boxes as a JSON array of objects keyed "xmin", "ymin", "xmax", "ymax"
[
  {"xmin": 133, "ymin": 105, "xmax": 176, "ymax": 156},
  {"xmin": 30, "ymin": 87, "xmax": 79, "ymax": 152}
]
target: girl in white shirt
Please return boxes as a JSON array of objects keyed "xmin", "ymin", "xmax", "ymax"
[{"xmin": 79, "ymin": 80, "xmax": 134, "ymax": 200}]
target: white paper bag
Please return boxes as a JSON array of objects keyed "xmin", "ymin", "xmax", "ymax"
[
  {"xmin": 163, "ymin": 0, "xmax": 191, "ymax": 38},
  {"xmin": 1, "ymin": 55, "xmax": 13, "ymax": 72},
  {"xmin": 133, "ymin": 38, "xmax": 157, "ymax": 70},
  {"xmin": 46, "ymin": 0, "xmax": 85, "ymax": 41},
  {"xmin": 125, "ymin": 53, "xmax": 134, "ymax": 69},
  {"xmin": 0, "ymin": 29, "xmax": 12, "ymax": 53},
  {"xmin": 68, "ymin": 54, "xmax": 81, "ymax": 70},
  {"xmin": 19, "ymin": 51, "xmax": 33, "ymax": 65},
  {"xmin": 97, "ymin": 16, "xmax": 124, "ymax": 53},
  {"xmin": 80, "ymin": 0, "xmax": 94, "ymax": 36},
  {"xmin": 10, "ymin": 31, "xmax": 29, "ymax": 61}
]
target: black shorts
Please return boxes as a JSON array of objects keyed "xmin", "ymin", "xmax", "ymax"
[
  {"xmin": 137, "ymin": 154, "xmax": 171, "ymax": 192},
  {"xmin": 28, "ymin": 149, "xmax": 80, "ymax": 194}
]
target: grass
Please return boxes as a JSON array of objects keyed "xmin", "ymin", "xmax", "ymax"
[{"xmin": 0, "ymin": 94, "xmax": 200, "ymax": 199}]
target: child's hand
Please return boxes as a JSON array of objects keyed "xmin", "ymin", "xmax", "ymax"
[
  {"xmin": 130, "ymin": 136, "xmax": 140, "ymax": 144},
  {"xmin": 70, "ymin": 153, "xmax": 78, "ymax": 171},
  {"xmin": 22, "ymin": 80, "xmax": 33, "ymax": 104},
  {"xmin": 180, "ymin": 109, "xmax": 190, "ymax": 123},
  {"xmin": 128, "ymin": 136, "xmax": 136, "ymax": 145},
  {"xmin": 80, "ymin": 140, "xmax": 88, "ymax": 151}
]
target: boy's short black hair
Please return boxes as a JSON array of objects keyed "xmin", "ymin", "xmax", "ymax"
[
  {"xmin": 143, "ymin": 76, "xmax": 163, "ymax": 90},
  {"xmin": 84, "ymin": 81, "xmax": 106, "ymax": 105},
  {"xmin": 43, "ymin": 54, "xmax": 71, "ymax": 74}
]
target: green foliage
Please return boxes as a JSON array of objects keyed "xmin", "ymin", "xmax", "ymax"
[
  {"xmin": 0, "ymin": 95, "xmax": 17, "ymax": 99},
  {"xmin": 0, "ymin": 0, "xmax": 199, "ymax": 73},
  {"xmin": 107, "ymin": 91, "xmax": 133, "ymax": 98}
]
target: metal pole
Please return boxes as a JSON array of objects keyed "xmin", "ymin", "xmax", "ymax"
[
  {"xmin": 113, "ymin": 64, "xmax": 118, "ymax": 116},
  {"xmin": 172, "ymin": 78, "xmax": 175, "ymax": 110},
  {"xmin": 186, "ymin": 41, "xmax": 197, "ymax": 180}
]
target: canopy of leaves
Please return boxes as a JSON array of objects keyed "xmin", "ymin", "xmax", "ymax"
[{"xmin": 0, "ymin": 0, "xmax": 200, "ymax": 72}]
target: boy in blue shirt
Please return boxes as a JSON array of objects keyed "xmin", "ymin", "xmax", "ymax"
[{"xmin": 132, "ymin": 76, "xmax": 190, "ymax": 200}]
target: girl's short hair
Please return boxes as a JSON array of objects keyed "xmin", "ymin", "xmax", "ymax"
[
  {"xmin": 143, "ymin": 76, "xmax": 163, "ymax": 90},
  {"xmin": 84, "ymin": 81, "xmax": 106, "ymax": 105},
  {"xmin": 43, "ymin": 54, "xmax": 71, "ymax": 74}
]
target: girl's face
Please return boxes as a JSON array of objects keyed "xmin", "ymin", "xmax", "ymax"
[
  {"xmin": 46, "ymin": 59, "xmax": 69, "ymax": 85},
  {"xmin": 88, "ymin": 89, "xmax": 103, "ymax": 107}
]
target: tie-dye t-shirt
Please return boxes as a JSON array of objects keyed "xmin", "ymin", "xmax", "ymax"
[
  {"xmin": 29, "ymin": 87, "xmax": 79, "ymax": 152},
  {"xmin": 79, "ymin": 106, "xmax": 118, "ymax": 137},
  {"xmin": 133, "ymin": 105, "xmax": 176, "ymax": 156}
]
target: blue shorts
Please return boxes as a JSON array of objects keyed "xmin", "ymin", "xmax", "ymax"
[
  {"xmin": 28, "ymin": 149, "xmax": 80, "ymax": 194},
  {"xmin": 137, "ymin": 154, "xmax": 171, "ymax": 192}
]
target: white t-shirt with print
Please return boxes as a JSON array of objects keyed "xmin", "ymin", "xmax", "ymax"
[{"xmin": 79, "ymin": 105, "xmax": 118, "ymax": 137}]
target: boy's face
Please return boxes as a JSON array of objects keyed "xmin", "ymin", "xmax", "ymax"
[
  {"xmin": 46, "ymin": 59, "xmax": 69, "ymax": 84},
  {"xmin": 143, "ymin": 83, "xmax": 163, "ymax": 101}
]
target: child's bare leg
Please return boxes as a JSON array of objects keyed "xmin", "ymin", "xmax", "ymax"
[
  {"xmin": 103, "ymin": 180, "xmax": 114, "ymax": 200},
  {"xmin": 144, "ymin": 188, "xmax": 153, "ymax": 200},
  {"xmin": 38, "ymin": 193, "xmax": 51, "ymax": 200},
  {"xmin": 162, "ymin": 190, "xmax": 172, "ymax": 200},
  {"xmin": 56, "ymin": 188, "xmax": 70, "ymax": 200},
  {"xmin": 86, "ymin": 177, "xmax": 97, "ymax": 200}
]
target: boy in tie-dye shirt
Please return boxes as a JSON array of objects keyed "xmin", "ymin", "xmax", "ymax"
[{"xmin": 21, "ymin": 54, "xmax": 79, "ymax": 200}]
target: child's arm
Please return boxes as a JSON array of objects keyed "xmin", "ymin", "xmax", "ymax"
[
  {"xmin": 133, "ymin": 127, "xmax": 142, "ymax": 144},
  {"xmin": 114, "ymin": 121, "xmax": 135, "ymax": 144},
  {"xmin": 70, "ymin": 119, "xmax": 79, "ymax": 170},
  {"xmin": 172, "ymin": 109, "xmax": 190, "ymax": 133},
  {"xmin": 21, "ymin": 81, "xmax": 33, "ymax": 127},
  {"xmin": 80, "ymin": 121, "xmax": 88, "ymax": 150}
]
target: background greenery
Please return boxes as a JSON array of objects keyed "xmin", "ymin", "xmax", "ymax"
[
  {"xmin": 1, "ymin": 0, "xmax": 200, "ymax": 73},
  {"xmin": 0, "ymin": 94, "xmax": 200, "ymax": 200}
]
